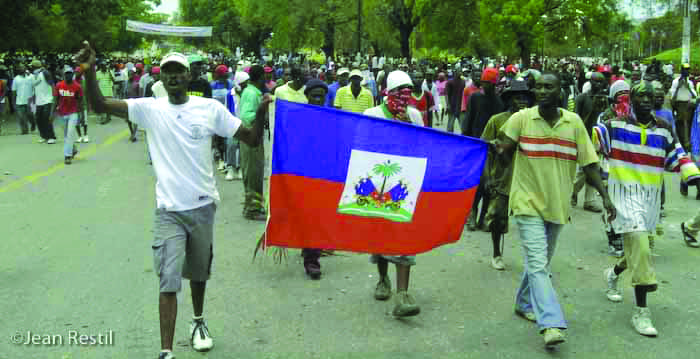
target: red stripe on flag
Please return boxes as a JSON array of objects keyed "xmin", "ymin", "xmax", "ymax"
[
  {"xmin": 266, "ymin": 174, "xmax": 476, "ymax": 255},
  {"xmin": 520, "ymin": 149, "xmax": 577, "ymax": 161},
  {"xmin": 610, "ymin": 148, "xmax": 664, "ymax": 168},
  {"xmin": 520, "ymin": 136, "xmax": 577, "ymax": 148}
]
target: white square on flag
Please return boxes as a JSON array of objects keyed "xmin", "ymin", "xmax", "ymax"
[{"xmin": 337, "ymin": 150, "xmax": 427, "ymax": 223}]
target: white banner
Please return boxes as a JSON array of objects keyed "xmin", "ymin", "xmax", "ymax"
[{"xmin": 126, "ymin": 20, "xmax": 212, "ymax": 37}]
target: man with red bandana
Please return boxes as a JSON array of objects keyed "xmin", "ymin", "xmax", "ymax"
[{"xmin": 363, "ymin": 70, "xmax": 423, "ymax": 318}]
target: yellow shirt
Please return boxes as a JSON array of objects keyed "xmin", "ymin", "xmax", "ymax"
[
  {"xmin": 334, "ymin": 85, "xmax": 374, "ymax": 113},
  {"xmin": 501, "ymin": 107, "xmax": 599, "ymax": 224}
]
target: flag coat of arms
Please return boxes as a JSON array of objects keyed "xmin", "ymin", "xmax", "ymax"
[{"xmin": 266, "ymin": 100, "xmax": 488, "ymax": 255}]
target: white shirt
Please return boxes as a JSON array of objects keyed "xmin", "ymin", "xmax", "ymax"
[
  {"xmin": 670, "ymin": 76, "xmax": 697, "ymax": 101},
  {"xmin": 126, "ymin": 96, "xmax": 242, "ymax": 211},
  {"xmin": 32, "ymin": 70, "xmax": 54, "ymax": 106},
  {"xmin": 363, "ymin": 103, "xmax": 424, "ymax": 127},
  {"xmin": 421, "ymin": 80, "xmax": 440, "ymax": 112},
  {"xmin": 12, "ymin": 74, "xmax": 33, "ymax": 105}
]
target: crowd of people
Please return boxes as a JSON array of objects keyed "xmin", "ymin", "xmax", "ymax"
[{"xmin": 3, "ymin": 41, "xmax": 700, "ymax": 358}]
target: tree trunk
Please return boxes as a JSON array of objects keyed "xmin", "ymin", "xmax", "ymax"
[
  {"xmin": 516, "ymin": 32, "xmax": 531, "ymax": 69},
  {"xmin": 322, "ymin": 20, "xmax": 336, "ymax": 61},
  {"xmin": 399, "ymin": 24, "xmax": 412, "ymax": 61}
]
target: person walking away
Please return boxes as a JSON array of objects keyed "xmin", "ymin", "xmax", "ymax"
[
  {"xmin": 52, "ymin": 66, "xmax": 83, "ymax": 164},
  {"xmin": 596, "ymin": 81, "xmax": 700, "ymax": 337},
  {"xmin": 363, "ymin": 70, "xmax": 424, "ymax": 318},
  {"xmin": 78, "ymin": 42, "xmax": 270, "ymax": 359},
  {"xmin": 30, "ymin": 59, "xmax": 56, "ymax": 143},
  {"xmin": 12, "ymin": 64, "xmax": 34, "ymax": 135},
  {"xmin": 480, "ymin": 78, "xmax": 533, "ymax": 270},
  {"xmin": 496, "ymin": 72, "xmax": 615, "ymax": 348},
  {"xmin": 462, "ymin": 68, "xmax": 504, "ymax": 231}
]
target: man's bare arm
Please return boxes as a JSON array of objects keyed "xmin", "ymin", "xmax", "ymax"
[{"xmin": 75, "ymin": 41, "xmax": 128, "ymax": 120}]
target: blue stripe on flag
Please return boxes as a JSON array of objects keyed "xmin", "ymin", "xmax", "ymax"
[{"xmin": 272, "ymin": 100, "xmax": 487, "ymax": 192}]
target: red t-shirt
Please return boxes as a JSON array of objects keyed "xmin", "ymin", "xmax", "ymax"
[
  {"xmin": 409, "ymin": 91, "xmax": 435, "ymax": 126},
  {"xmin": 53, "ymin": 80, "xmax": 83, "ymax": 116}
]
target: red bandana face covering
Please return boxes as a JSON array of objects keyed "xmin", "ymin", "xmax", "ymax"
[
  {"xmin": 386, "ymin": 88, "xmax": 413, "ymax": 122},
  {"xmin": 614, "ymin": 94, "xmax": 631, "ymax": 119}
]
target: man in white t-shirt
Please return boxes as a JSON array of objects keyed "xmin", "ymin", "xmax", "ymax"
[
  {"xmin": 77, "ymin": 41, "xmax": 270, "ymax": 359},
  {"xmin": 31, "ymin": 59, "xmax": 57, "ymax": 143},
  {"xmin": 12, "ymin": 64, "xmax": 35, "ymax": 134}
]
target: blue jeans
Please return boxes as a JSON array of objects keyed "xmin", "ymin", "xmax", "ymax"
[
  {"xmin": 226, "ymin": 137, "xmax": 240, "ymax": 169},
  {"xmin": 57, "ymin": 113, "xmax": 79, "ymax": 157},
  {"xmin": 514, "ymin": 215, "xmax": 567, "ymax": 332}
]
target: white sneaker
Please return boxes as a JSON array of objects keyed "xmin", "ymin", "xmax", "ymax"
[
  {"xmin": 47, "ymin": 139, "xmax": 56, "ymax": 144},
  {"xmin": 83, "ymin": 135, "xmax": 89, "ymax": 143},
  {"xmin": 604, "ymin": 268, "xmax": 623, "ymax": 302},
  {"xmin": 190, "ymin": 318, "xmax": 213, "ymax": 351},
  {"xmin": 217, "ymin": 160, "xmax": 226, "ymax": 172},
  {"xmin": 225, "ymin": 168, "xmax": 234, "ymax": 181},
  {"xmin": 490, "ymin": 256, "xmax": 505, "ymax": 270},
  {"xmin": 632, "ymin": 307, "xmax": 658, "ymax": 336}
]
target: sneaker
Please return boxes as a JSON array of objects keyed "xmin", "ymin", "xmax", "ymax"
[
  {"xmin": 491, "ymin": 256, "xmax": 505, "ymax": 270},
  {"xmin": 190, "ymin": 318, "xmax": 214, "ymax": 351},
  {"xmin": 158, "ymin": 352, "xmax": 175, "ymax": 359},
  {"xmin": 631, "ymin": 307, "xmax": 658, "ymax": 337},
  {"xmin": 514, "ymin": 308, "xmax": 536, "ymax": 322},
  {"xmin": 604, "ymin": 268, "xmax": 622, "ymax": 302},
  {"xmin": 83, "ymin": 135, "xmax": 89, "ymax": 143},
  {"xmin": 64, "ymin": 156, "xmax": 72, "ymax": 165},
  {"xmin": 217, "ymin": 160, "xmax": 226, "ymax": 172},
  {"xmin": 304, "ymin": 260, "xmax": 322, "ymax": 280},
  {"xmin": 374, "ymin": 276, "xmax": 392, "ymax": 301},
  {"xmin": 38, "ymin": 138, "xmax": 46, "ymax": 143},
  {"xmin": 543, "ymin": 328, "xmax": 566, "ymax": 348},
  {"xmin": 392, "ymin": 291, "xmax": 420, "ymax": 317},
  {"xmin": 225, "ymin": 168, "xmax": 235, "ymax": 181},
  {"xmin": 47, "ymin": 139, "xmax": 56, "ymax": 144}
]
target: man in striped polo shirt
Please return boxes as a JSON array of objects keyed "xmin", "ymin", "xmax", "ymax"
[
  {"xmin": 496, "ymin": 72, "xmax": 615, "ymax": 349},
  {"xmin": 334, "ymin": 69, "xmax": 374, "ymax": 113},
  {"xmin": 596, "ymin": 81, "xmax": 700, "ymax": 337}
]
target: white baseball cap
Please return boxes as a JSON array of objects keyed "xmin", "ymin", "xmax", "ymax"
[
  {"xmin": 349, "ymin": 69, "xmax": 363, "ymax": 79},
  {"xmin": 386, "ymin": 70, "xmax": 413, "ymax": 91},
  {"xmin": 160, "ymin": 52, "xmax": 189, "ymax": 70}
]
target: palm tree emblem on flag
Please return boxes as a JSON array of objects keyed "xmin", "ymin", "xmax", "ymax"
[{"xmin": 338, "ymin": 151, "xmax": 427, "ymax": 223}]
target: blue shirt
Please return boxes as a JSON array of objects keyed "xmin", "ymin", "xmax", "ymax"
[{"xmin": 325, "ymin": 82, "xmax": 340, "ymax": 107}]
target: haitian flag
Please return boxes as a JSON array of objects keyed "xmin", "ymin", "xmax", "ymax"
[{"xmin": 266, "ymin": 100, "xmax": 488, "ymax": 255}]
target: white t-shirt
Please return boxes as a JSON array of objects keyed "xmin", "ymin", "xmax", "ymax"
[
  {"xmin": 12, "ymin": 75, "xmax": 33, "ymax": 105},
  {"xmin": 363, "ymin": 103, "xmax": 424, "ymax": 127},
  {"xmin": 32, "ymin": 71, "xmax": 54, "ymax": 106},
  {"xmin": 126, "ymin": 96, "xmax": 242, "ymax": 211}
]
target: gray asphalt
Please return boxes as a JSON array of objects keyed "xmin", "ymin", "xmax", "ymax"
[{"xmin": 2, "ymin": 114, "xmax": 700, "ymax": 359}]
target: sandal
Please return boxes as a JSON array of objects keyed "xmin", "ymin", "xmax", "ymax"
[{"xmin": 681, "ymin": 222, "xmax": 700, "ymax": 248}]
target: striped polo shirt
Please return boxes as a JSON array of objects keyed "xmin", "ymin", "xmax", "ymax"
[
  {"xmin": 593, "ymin": 118, "xmax": 700, "ymax": 233},
  {"xmin": 333, "ymin": 85, "xmax": 374, "ymax": 113},
  {"xmin": 502, "ymin": 106, "xmax": 599, "ymax": 224}
]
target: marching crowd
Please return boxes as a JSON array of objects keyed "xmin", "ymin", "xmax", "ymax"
[{"xmin": 4, "ymin": 40, "xmax": 700, "ymax": 357}]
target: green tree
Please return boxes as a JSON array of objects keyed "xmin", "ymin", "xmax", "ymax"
[
  {"xmin": 364, "ymin": 0, "xmax": 436, "ymax": 60},
  {"xmin": 372, "ymin": 160, "xmax": 402, "ymax": 196}
]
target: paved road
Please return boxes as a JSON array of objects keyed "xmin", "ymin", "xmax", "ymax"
[{"xmin": 2, "ymin": 114, "xmax": 700, "ymax": 359}]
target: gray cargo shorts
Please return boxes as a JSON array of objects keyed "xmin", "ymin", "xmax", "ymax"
[
  {"xmin": 369, "ymin": 254, "xmax": 416, "ymax": 266},
  {"xmin": 152, "ymin": 202, "xmax": 216, "ymax": 292}
]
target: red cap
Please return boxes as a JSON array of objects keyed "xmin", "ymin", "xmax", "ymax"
[
  {"xmin": 135, "ymin": 63, "xmax": 144, "ymax": 70},
  {"xmin": 151, "ymin": 66, "xmax": 160, "ymax": 74},
  {"xmin": 505, "ymin": 65, "xmax": 518, "ymax": 74},
  {"xmin": 215, "ymin": 65, "xmax": 228, "ymax": 76},
  {"xmin": 481, "ymin": 68, "xmax": 499, "ymax": 84},
  {"xmin": 264, "ymin": 66, "xmax": 273, "ymax": 73}
]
